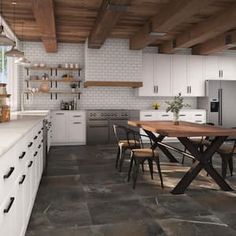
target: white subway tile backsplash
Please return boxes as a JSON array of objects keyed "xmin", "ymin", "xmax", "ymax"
[{"xmin": 19, "ymin": 39, "xmax": 197, "ymax": 110}]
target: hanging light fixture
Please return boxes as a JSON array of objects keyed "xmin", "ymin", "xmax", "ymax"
[
  {"xmin": 15, "ymin": 21, "xmax": 30, "ymax": 65},
  {"xmin": 5, "ymin": 1, "xmax": 24, "ymax": 58},
  {"xmin": 0, "ymin": 0, "xmax": 15, "ymax": 46}
]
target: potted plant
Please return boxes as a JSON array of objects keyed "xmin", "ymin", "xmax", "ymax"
[
  {"xmin": 166, "ymin": 93, "xmax": 190, "ymax": 125},
  {"xmin": 70, "ymin": 83, "xmax": 77, "ymax": 92}
]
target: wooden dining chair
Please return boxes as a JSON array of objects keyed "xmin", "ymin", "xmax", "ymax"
[
  {"xmin": 113, "ymin": 124, "xmax": 141, "ymax": 172},
  {"xmin": 181, "ymin": 122, "xmax": 215, "ymax": 164},
  {"xmin": 126, "ymin": 128, "xmax": 164, "ymax": 189}
]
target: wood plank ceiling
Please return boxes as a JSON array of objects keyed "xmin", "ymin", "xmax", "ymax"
[{"xmin": 2, "ymin": 0, "xmax": 236, "ymax": 54}]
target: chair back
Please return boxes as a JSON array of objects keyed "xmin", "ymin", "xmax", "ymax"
[
  {"xmin": 126, "ymin": 128, "xmax": 143, "ymax": 149},
  {"xmin": 113, "ymin": 124, "xmax": 128, "ymax": 143}
]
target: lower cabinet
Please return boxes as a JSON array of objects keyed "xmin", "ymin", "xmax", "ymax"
[
  {"xmin": 52, "ymin": 111, "xmax": 86, "ymax": 145},
  {"xmin": 0, "ymin": 120, "xmax": 44, "ymax": 236},
  {"xmin": 140, "ymin": 110, "xmax": 206, "ymax": 142}
]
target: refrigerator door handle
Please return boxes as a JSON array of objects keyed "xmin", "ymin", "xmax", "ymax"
[{"xmin": 218, "ymin": 88, "xmax": 223, "ymax": 126}]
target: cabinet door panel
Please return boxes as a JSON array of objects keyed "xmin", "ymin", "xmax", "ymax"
[
  {"xmin": 172, "ymin": 55, "xmax": 188, "ymax": 96},
  {"xmin": 205, "ymin": 56, "xmax": 219, "ymax": 79},
  {"xmin": 187, "ymin": 55, "xmax": 205, "ymax": 96},
  {"xmin": 139, "ymin": 54, "xmax": 155, "ymax": 96},
  {"xmin": 68, "ymin": 122, "xmax": 85, "ymax": 143},
  {"xmin": 154, "ymin": 54, "xmax": 171, "ymax": 96},
  {"xmin": 219, "ymin": 56, "xmax": 236, "ymax": 80},
  {"xmin": 52, "ymin": 112, "xmax": 67, "ymax": 143}
]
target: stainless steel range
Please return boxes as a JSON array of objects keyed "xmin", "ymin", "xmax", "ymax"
[{"xmin": 86, "ymin": 110, "xmax": 139, "ymax": 145}]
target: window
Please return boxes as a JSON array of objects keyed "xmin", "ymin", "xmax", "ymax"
[{"xmin": 0, "ymin": 46, "xmax": 7, "ymax": 83}]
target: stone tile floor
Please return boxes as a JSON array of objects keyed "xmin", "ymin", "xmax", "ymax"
[{"xmin": 26, "ymin": 144, "xmax": 236, "ymax": 236}]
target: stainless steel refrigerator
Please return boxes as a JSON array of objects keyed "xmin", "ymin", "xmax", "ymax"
[{"xmin": 197, "ymin": 80, "xmax": 236, "ymax": 128}]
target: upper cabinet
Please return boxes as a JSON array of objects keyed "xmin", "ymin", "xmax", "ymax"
[
  {"xmin": 205, "ymin": 56, "xmax": 236, "ymax": 80},
  {"xmin": 138, "ymin": 54, "xmax": 172, "ymax": 97},
  {"xmin": 187, "ymin": 55, "xmax": 205, "ymax": 97},
  {"xmin": 172, "ymin": 55, "xmax": 188, "ymax": 96},
  {"xmin": 154, "ymin": 54, "xmax": 172, "ymax": 96}
]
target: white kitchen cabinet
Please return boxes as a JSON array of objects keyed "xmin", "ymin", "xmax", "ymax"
[
  {"xmin": 172, "ymin": 55, "xmax": 188, "ymax": 96},
  {"xmin": 52, "ymin": 111, "xmax": 86, "ymax": 145},
  {"xmin": 52, "ymin": 112, "xmax": 67, "ymax": 143},
  {"xmin": 205, "ymin": 56, "xmax": 236, "ymax": 80},
  {"xmin": 187, "ymin": 55, "xmax": 205, "ymax": 97},
  {"xmin": 154, "ymin": 54, "xmax": 172, "ymax": 96},
  {"xmin": 138, "ymin": 54, "xmax": 154, "ymax": 96}
]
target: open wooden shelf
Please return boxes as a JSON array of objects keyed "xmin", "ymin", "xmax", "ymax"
[
  {"xmin": 84, "ymin": 81, "xmax": 143, "ymax": 88},
  {"xmin": 25, "ymin": 78, "xmax": 81, "ymax": 83},
  {"xmin": 0, "ymin": 94, "xmax": 11, "ymax": 98}
]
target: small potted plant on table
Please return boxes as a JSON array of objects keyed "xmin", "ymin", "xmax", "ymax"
[{"xmin": 166, "ymin": 93, "xmax": 190, "ymax": 125}]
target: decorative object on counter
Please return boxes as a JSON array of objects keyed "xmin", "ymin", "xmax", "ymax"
[
  {"xmin": 69, "ymin": 63, "xmax": 74, "ymax": 69},
  {"xmin": 152, "ymin": 102, "xmax": 160, "ymax": 110},
  {"xmin": 166, "ymin": 93, "xmax": 190, "ymax": 125},
  {"xmin": 60, "ymin": 99, "xmax": 78, "ymax": 110},
  {"xmin": 70, "ymin": 83, "xmax": 77, "ymax": 92},
  {"xmin": 75, "ymin": 63, "xmax": 79, "ymax": 69},
  {"xmin": 0, "ymin": 83, "xmax": 7, "ymax": 94},
  {"xmin": 65, "ymin": 63, "xmax": 69, "ymax": 68},
  {"xmin": 0, "ymin": 105, "xmax": 10, "ymax": 122},
  {"xmin": 39, "ymin": 63, "xmax": 46, "ymax": 67},
  {"xmin": 39, "ymin": 81, "xmax": 50, "ymax": 93}
]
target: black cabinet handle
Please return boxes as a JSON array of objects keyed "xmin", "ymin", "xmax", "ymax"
[
  {"xmin": 3, "ymin": 197, "xmax": 15, "ymax": 213},
  {"xmin": 73, "ymin": 115, "xmax": 81, "ymax": 117},
  {"xmin": 34, "ymin": 136, "xmax": 38, "ymax": 140},
  {"xmin": 41, "ymin": 127, "xmax": 44, "ymax": 131},
  {"xmin": 28, "ymin": 161, "xmax": 33, "ymax": 168},
  {"xmin": 38, "ymin": 144, "xmax": 41, "ymax": 149},
  {"xmin": 38, "ymin": 131, "xmax": 41, "ymax": 135},
  {"xmin": 19, "ymin": 175, "xmax": 26, "ymax": 185},
  {"xmin": 41, "ymin": 139, "xmax": 43, "ymax": 143},
  {"xmin": 34, "ymin": 151, "xmax": 38, "ymax": 157},
  {"xmin": 28, "ymin": 142, "xmax": 33, "ymax": 148},
  {"xmin": 19, "ymin": 151, "xmax": 26, "ymax": 159},
  {"xmin": 3, "ymin": 167, "xmax": 15, "ymax": 179}
]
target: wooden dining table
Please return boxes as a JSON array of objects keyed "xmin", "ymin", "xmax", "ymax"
[{"xmin": 128, "ymin": 120, "xmax": 236, "ymax": 194}]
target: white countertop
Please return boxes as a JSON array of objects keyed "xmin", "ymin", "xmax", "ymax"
[
  {"xmin": 140, "ymin": 109, "xmax": 206, "ymax": 112},
  {"xmin": 0, "ymin": 111, "xmax": 49, "ymax": 157}
]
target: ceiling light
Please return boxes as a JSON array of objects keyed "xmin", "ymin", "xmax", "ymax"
[
  {"xmin": 5, "ymin": 44, "xmax": 24, "ymax": 58},
  {"xmin": 14, "ymin": 56, "xmax": 31, "ymax": 65},
  {"xmin": 149, "ymin": 32, "xmax": 167, "ymax": 37},
  {"xmin": 0, "ymin": 25, "xmax": 15, "ymax": 46}
]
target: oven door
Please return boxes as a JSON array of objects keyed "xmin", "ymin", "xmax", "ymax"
[{"xmin": 87, "ymin": 120, "xmax": 109, "ymax": 145}]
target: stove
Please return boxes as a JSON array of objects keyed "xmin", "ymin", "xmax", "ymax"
[{"xmin": 86, "ymin": 110, "xmax": 139, "ymax": 145}]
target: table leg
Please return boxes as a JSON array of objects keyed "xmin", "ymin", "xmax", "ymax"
[
  {"xmin": 171, "ymin": 136, "xmax": 233, "ymax": 194},
  {"xmin": 144, "ymin": 130, "xmax": 179, "ymax": 163}
]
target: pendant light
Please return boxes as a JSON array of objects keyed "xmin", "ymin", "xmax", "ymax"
[
  {"xmin": 5, "ymin": 1, "xmax": 24, "ymax": 58},
  {"xmin": 15, "ymin": 21, "xmax": 30, "ymax": 65},
  {"xmin": 0, "ymin": 0, "xmax": 14, "ymax": 46}
]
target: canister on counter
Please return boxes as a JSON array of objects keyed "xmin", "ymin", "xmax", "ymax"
[{"xmin": 0, "ymin": 105, "xmax": 10, "ymax": 122}]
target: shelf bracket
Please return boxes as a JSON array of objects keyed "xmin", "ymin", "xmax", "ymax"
[
  {"xmin": 55, "ymin": 68, "xmax": 58, "ymax": 77},
  {"xmin": 55, "ymin": 93, "xmax": 58, "ymax": 100},
  {"xmin": 50, "ymin": 93, "xmax": 53, "ymax": 100},
  {"xmin": 78, "ymin": 93, "xmax": 80, "ymax": 99},
  {"xmin": 26, "ymin": 68, "xmax": 29, "ymax": 76},
  {"xmin": 50, "ymin": 68, "xmax": 53, "ymax": 76},
  {"xmin": 50, "ymin": 81, "xmax": 53, "ymax": 88},
  {"xmin": 26, "ymin": 93, "xmax": 29, "ymax": 100},
  {"xmin": 55, "ymin": 81, "xmax": 58, "ymax": 88},
  {"xmin": 26, "ymin": 80, "xmax": 29, "ymax": 88}
]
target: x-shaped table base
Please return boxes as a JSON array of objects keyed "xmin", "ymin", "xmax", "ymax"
[{"xmin": 144, "ymin": 130, "xmax": 233, "ymax": 194}]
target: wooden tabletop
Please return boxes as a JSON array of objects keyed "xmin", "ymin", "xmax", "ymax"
[{"xmin": 128, "ymin": 120, "xmax": 236, "ymax": 137}]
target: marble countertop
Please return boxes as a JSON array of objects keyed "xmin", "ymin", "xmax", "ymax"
[{"xmin": 0, "ymin": 111, "xmax": 49, "ymax": 157}]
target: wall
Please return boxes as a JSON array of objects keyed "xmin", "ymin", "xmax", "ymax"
[{"xmin": 19, "ymin": 39, "xmax": 197, "ymax": 110}]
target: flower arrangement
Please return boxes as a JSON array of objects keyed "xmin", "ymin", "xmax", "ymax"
[
  {"xmin": 152, "ymin": 102, "xmax": 160, "ymax": 110},
  {"xmin": 166, "ymin": 93, "xmax": 190, "ymax": 125}
]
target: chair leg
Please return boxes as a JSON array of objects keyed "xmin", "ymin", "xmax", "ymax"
[
  {"xmin": 148, "ymin": 159, "xmax": 154, "ymax": 180},
  {"xmin": 141, "ymin": 161, "xmax": 145, "ymax": 172},
  {"xmin": 182, "ymin": 147, "xmax": 187, "ymax": 164},
  {"xmin": 154, "ymin": 157, "xmax": 164, "ymax": 189},
  {"xmin": 119, "ymin": 148, "xmax": 126, "ymax": 172},
  {"xmin": 132, "ymin": 159, "xmax": 140, "ymax": 189},
  {"xmin": 221, "ymin": 155, "xmax": 228, "ymax": 179},
  {"xmin": 128, "ymin": 154, "xmax": 134, "ymax": 182},
  {"xmin": 228, "ymin": 156, "xmax": 233, "ymax": 176},
  {"xmin": 115, "ymin": 146, "xmax": 120, "ymax": 169}
]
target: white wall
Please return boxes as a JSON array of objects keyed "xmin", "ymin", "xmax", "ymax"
[{"xmin": 19, "ymin": 39, "xmax": 197, "ymax": 110}]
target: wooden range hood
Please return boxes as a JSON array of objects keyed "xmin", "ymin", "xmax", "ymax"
[{"xmin": 84, "ymin": 81, "xmax": 143, "ymax": 88}]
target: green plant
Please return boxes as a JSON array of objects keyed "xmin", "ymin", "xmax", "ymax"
[
  {"xmin": 152, "ymin": 102, "xmax": 160, "ymax": 110},
  {"xmin": 166, "ymin": 93, "xmax": 190, "ymax": 114},
  {"xmin": 70, "ymin": 83, "xmax": 77, "ymax": 89}
]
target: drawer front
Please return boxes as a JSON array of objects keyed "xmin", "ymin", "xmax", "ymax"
[
  {"xmin": 140, "ymin": 112, "xmax": 157, "ymax": 121},
  {"xmin": 69, "ymin": 112, "xmax": 85, "ymax": 122},
  {"xmin": 68, "ymin": 121, "xmax": 85, "ymax": 143},
  {"xmin": 0, "ymin": 147, "xmax": 18, "ymax": 203},
  {"xmin": 157, "ymin": 112, "xmax": 173, "ymax": 120}
]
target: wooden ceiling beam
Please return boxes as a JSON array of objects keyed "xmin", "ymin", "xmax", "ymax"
[
  {"xmin": 160, "ymin": 2, "xmax": 236, "ymax": 54},
  {"xmin": 192, "ymin": 30, "xmax": 236, "ymax": 55},
  {"xmin": 130, "ymin": 0, "xmax": 214, "ymax": 50},
  {"xmin": 32, "ymin": 0, "xmax": 57, "ymax": 52},
  {"xmin": 88, "ymin": 0, "xmax": 131, "ymax": 49}
]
